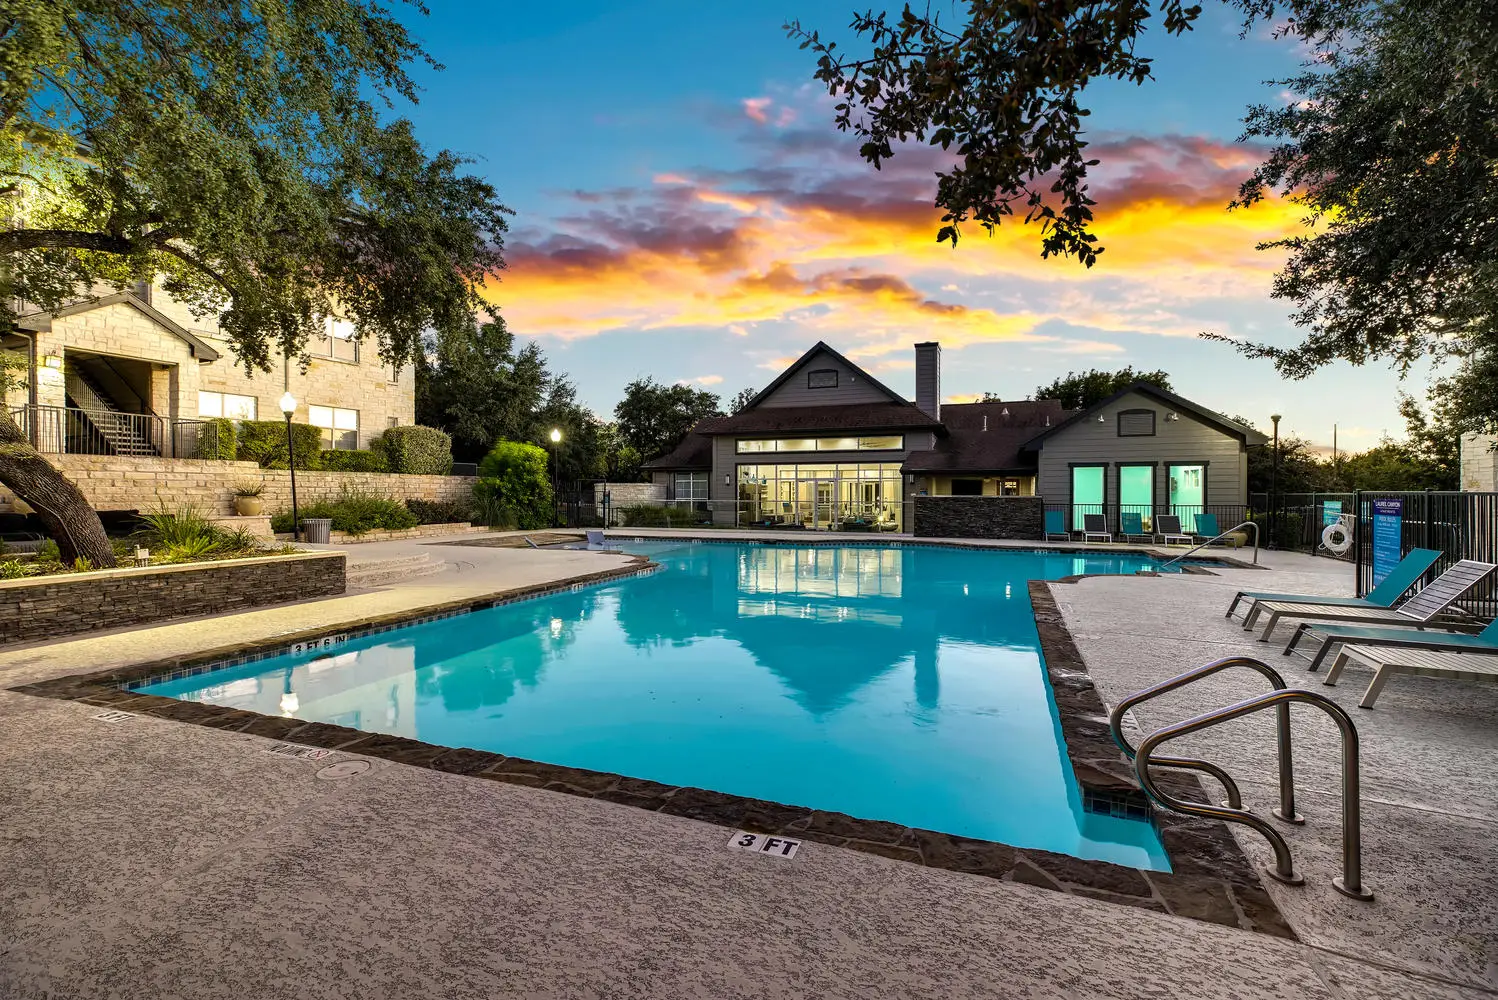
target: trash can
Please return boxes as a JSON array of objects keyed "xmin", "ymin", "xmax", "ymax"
[{"xmin": 302, "ymin": 518, "xmax": 333, "ymax": 544}]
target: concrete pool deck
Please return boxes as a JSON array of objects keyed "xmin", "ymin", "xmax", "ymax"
[{"xmin": 1, "ymin": 533, "xmax": 1494, "ymax": 998}]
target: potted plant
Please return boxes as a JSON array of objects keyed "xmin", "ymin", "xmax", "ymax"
[{"xmin": 231, "ymin": 480, "xmax": 266, "ymax": 516}]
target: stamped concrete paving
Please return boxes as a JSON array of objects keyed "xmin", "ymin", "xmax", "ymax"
[
  {"xmin": 1057, "ymin": 553, "xmax": 1498, "ymax": 992},
  {"xmin": 1, "ymin": 538, "xmax": 1493, "ymax": 998}
]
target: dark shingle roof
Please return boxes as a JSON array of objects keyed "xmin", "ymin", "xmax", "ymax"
[{"xmin": 902, "ymin": 400, "xmax": 1071, "ymax": 473}]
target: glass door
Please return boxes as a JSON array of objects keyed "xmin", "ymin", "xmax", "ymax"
[
  {"xmin": 1168, "ymin": 464, "xmax": 1205, "ymax": 532},
  {"xmin": 1118, "ymin": 465, "xmax": 1154, "ymax": 532},
  {"xmin": 1071, "ymin": 466, "xmax": 1105, "ymax": 531}
]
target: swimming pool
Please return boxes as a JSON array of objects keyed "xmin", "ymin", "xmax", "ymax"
[{"xmin": 143, "ymin": 541, "xmax": 1174, "ymax": 869}]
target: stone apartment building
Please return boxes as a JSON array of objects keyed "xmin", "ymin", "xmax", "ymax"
[
  {"xmin": 1460, "ymin": 434, "xmax": 1497, "ymax": 491},
  {"xmin": 4, "ymin": 280, "xmax": 414, "ymax": 457}
]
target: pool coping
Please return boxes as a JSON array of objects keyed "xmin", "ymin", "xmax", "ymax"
[{"xmin": 8, "ymin": 544, "xmax": 1293, "ymax": 939}]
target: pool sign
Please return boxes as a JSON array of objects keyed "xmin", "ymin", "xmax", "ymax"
[
  {"xmin": 1321, "ymin": 500, "xmax": 1343, "ymax": 527},
  {"xmin": 728, "ymin": 831, "xmax": 801, "ymax": 860},
  {"xmin": 1371, "ymin": 498, "xmax": 1404, "ymax": 587}
]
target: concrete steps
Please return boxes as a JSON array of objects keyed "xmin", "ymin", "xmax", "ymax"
[{"xmin": 345, "ymin": 552, "xmax": 448, "ymax": 589}]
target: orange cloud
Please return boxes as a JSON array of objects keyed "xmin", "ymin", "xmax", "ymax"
[{"xmin": 488, "ymin": 123, "xmax": 1305, "ymax": 359}]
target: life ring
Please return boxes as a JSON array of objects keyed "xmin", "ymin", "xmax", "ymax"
[{"xmin": 1321, "ymin": 522, "xmax": 1353, "ymax": 554}]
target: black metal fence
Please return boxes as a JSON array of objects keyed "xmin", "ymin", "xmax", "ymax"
[
  {"xmin": 1348, "ymin": 491, "xmax": 1498, "ymax": 619},
  {"xmin": 1247, "ymin": 492, "xmax": 1358, "ymax": 555},
  {"xmin": 1042, "ymin": 502, "xmax": 1251, "ymax": 538}
]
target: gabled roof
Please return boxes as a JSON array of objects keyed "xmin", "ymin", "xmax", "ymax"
[
  {"xmin": 14, "ymin": 292, "xmax": 221, "ymax": 361},
  {"xmin": 1022, "ymin": 382, "xmax": 1268, "ymax": 448},
  {"xmin": 741, "ymin": 341, "xmax": 907, "ymax": 410},
  {"xmin": 705, "ymin": 402, "xmax": 943, "ymax": 436},
  {"xmin": 902, "ymin": 400, "xmax": 1070, "ymax": 473}
]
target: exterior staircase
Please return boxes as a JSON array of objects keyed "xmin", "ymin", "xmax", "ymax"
[
  {"xmin": 344, "ymin": 552, "xmax": 448, "ymax": 589},
  {"xmin": 64, "ymin": 368, "xmax": 160, "ymax": 456}
]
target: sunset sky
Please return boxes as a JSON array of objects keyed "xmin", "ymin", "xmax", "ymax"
[{"xmin": 398, "ymin": 1, "xmax": 1434, "ymax": 452}]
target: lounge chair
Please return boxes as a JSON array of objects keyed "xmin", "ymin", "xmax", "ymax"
[
  {"xmin": 1225, "ymin": 547, "xmax": 1442, "ymax": 621},
  {"xmin": 1193, "ymin": 513, "xmax": 1223, "ymax": 544},
  {"xmin": 1285, "ymin": 612, "xmax": 1498, "ymax": 672},
  {"xmin": 1245, "ymin": 559, "xmax": 1497, "ymax": 641},
  {"xmin": 1153, "ymin": 514, "xmax": 1192, "ymax": 545},
  {"xmin": 1044, "ymin": 510, "xmax": 1069, "ymax": 541},
  {"xmin": 1119, "ymin": 512, "xmax": 1152, "ymax": 543},
  {"xmin": 585, "ymin": 529, "xmax": 606, "ymax": 547},
  {"xmin": 1081, "ymin": 513, "xmax": 1112, "ymax": 543},
  {"xmin": 1324, "ymin": 640, "xmax": 1498, "ymax": 708}
]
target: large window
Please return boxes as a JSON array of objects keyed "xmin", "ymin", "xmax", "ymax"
[
  {"xmin": 673, "ymin": 472, "xmax": 709, "ymax": 501},
  {"xmin": 198, "ymin": 390, "xmax": 257, "ymax": 420},
  {"xmin": 736, "ymin": 435, "xmax": 903, "ymax": 454},
  {"xmin": 1118, "ymin": 465, "xmax": 1154, "ymax": 520},
  {"xmin": 309, "ymin": 404, "xmax": 359, "ymax": 450},
  {"xmin": 312, "ymin": 318, "xmax": 359, "ymax": 363},
  {"xmin": 736, "ymin": 462, "xmax": 904, "ymax": 531},
  {"xmin": 1071, "ymin": 465, "xmax": 1105, "ymax": 530}
]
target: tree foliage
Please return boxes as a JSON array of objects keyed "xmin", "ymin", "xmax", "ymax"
[
  {"xmin": 1, "ymin": 0, "xmax": 510, "ymax": 372},
  {"xmin": 613, "ymin": 378, "xmax": 722, "ymax": 464},
  {"xmin": 789, "ymin": 0, "xmax": 1498, "ymax": 426},
  {"xmin": 1030, "ymin": 367, "xmax": 1173, "ymax": 410},
  {"xmin": 417, "ymin": 317, "xmax": 552, "ymax": 462},
  {"xmin": 727, "ymin": 387, "xmax": 758, "ymax": 414},
  {"xmin": 474, "ymin": 440, "xmax": 553, "ymax": 530}
]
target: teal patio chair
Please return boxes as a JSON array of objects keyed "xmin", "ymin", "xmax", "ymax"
[
  {"xmin": 1248, "ymin": 558, "xmax": 1496, "ymax": 641},
  {"xmin": 1225, "ymin": 547, "xmax": 1442, "ymax": 620},
  {"xmin": 1193, "ymin": 512, "xmax": 1222, "ymax": 543},
  {"xmin": 1044, "ymin": 509, "xmax": 1069, "ymax": 541},
  {"xmin": 1119, "ymin": 512, "xmax": 1152, "ymax": 543},
  {"xmin": 1294, "ymin": 611, "xmax": 1498, "ymax": 675}
]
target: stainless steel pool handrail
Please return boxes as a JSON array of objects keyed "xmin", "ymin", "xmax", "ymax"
[
  {"xmin": 1158, "ymin": 520, "xmax": 1260, "ymax": 569},
  {"xmin": 1108, "ymin": 656, "xmax": 1301, "ymax": 823},
  {"xmin": 1136, "ymin": 687, "xmax": 1374, "ymax": 900}
]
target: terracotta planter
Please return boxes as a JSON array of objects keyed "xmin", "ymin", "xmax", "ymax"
[{"xmin": 233, "ymin": 496, "xmax": 264, "ymax": 516}]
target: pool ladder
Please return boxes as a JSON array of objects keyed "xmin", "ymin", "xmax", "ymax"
[{"xmin": 1109, "ymin": 656, "xmax": 1374, "ymax": 900}]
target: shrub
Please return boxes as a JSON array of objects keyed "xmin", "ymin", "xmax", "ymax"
[
  {"xmin": 135, "ymin": 502, "xmax": 222, "ymax": 550},
  {"xmin": 237, "ymin": 420, "xmax": 323, "ymax": 469},
  {"xmin": 318, "ymin": 448, "xmax": 389, "ymax": 472},
  {"xmin": 376, "ymin": 425, "xmax": 453, "ymax": 476},
  {"xmin": 0, "ymin": 559, "xmax": 36, "ymax": 579},
  {"xmin": 198, "ymin": 418, "xmax": 238, "ymax": 460},
  {"xmin": 36, "ymin": 539, "xmax": 60, "ymax": 562},
  {"xmin": 270, "ymin": 483, "xmax": 419, "ymax": 536},
  {"xmin": 232, "ymin": 480, "xmax": 265, "ymax": 498},
  {"xmin": 618, "ymin": 504, "xmax": 700, "ymax": 528},
  {"xmin": 405, "ymin": 498, "xmax": 475, "ymax": 525},
  {"xmin": 473, "ymin": 439, "xmax": 553, "ymax": 529}
]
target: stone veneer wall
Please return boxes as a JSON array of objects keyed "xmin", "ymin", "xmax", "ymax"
[
  {"xmin": 1460, "ymin": 434, "xmax": 1498, "ymax": 491},
  {"xmin": 0, "ymin": 551, "xmax": 345, "ymax": 645},
  {"xmin": 46, "ymin": 455, "xmax": 476, "ymax": 517},
  {"xmin": 912, "ymin": 496, "xmax": 1045, "ymax": 539},
  {"xmin": 593, "ymin": 482, "xmax": 668, "ymax": 506}
]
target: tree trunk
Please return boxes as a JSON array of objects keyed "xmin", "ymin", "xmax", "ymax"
[{"xmin": 0, "ymin": 416, "xmax": 118, "ymax": 568}]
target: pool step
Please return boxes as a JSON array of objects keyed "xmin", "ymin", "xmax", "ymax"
[{"xmin": 345, "ymin": 552, "xmax": 447, "ymax": 589}]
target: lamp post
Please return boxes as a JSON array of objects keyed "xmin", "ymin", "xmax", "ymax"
[
  {"xmin": 279, "ymin": 391, "xmax": 300, "ymax": 542},
  {"xmin": 549, "ymin": 428, "xmax": 562, "ymax": 528},
  {"xmin": 1269, "ymin": 413, "xmax": 1282, "ymax": 550}
]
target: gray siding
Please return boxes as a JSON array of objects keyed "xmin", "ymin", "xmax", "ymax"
[
  {"xmin": 754, "ymin": 348, "xmax": 896, "ymax": 408},
  {"xmin": 1034, "ymin": 390, "xmax": 1249, "ymax": 507}
]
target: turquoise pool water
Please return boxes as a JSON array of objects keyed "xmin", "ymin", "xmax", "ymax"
[{"xmin": 143, "ymin": 542, "xmax": 1173, "ymax": 869}]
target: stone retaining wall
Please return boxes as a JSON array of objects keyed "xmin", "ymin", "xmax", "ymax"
[
  {"xmin": 39, "ymin": 455, "xmax": 475, "ymax": 517},
  {"xmin": 0, "ymin": 551, "xmax": 346, "ymax": 645},
  {"xmin": 323, "ymin": 522, "xmax": 476, "ymax": 544},
  {"xmin": 912, "ymin": 496, "xmax": 1045, "ymax": 539}
]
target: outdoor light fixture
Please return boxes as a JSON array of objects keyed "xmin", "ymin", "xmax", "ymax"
[
  {"xmin": 723, "ymin": 473, "xmax": 731, "ymax": 487},
  {"xmin": 1165, "ymin": 412, "xmax": 1180, "ymax": 421},
  {"xmin": 548, "ymin": 429, "xmax": 563, "ymax": 527},
  {"xmin": 280, "ymin": 392, "xmax": 301, "ymax": 542},
  {"xmin": 1096, "ymin": 415, "xmax": 1107, "ymax": 423},
  {"xmin": 43, "ymin": 355, "xmax": 62, "ymax": 369}
]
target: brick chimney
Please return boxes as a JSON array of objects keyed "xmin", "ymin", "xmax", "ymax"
[{"xmin": 914, "ymin": 341, "xmax": 941, "ymax": 420}]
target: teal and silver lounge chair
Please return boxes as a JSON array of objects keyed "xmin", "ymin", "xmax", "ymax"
[
  {"xmin": 1247, "ymin": 559, "xmax": 1496, "ymax": 641},
  {"xmin": 1323, "ymin": 633, "xmax": 1498, "ymax": 707},
  {"xmin": 1286, "ymin": 607, "xmax": 1498, "ymax": 672},
  {"xmin": 1044, "ymin": 510, "xmax": 1069, "ymax": 541},
  {"xmin": 1226, "ymin": 547, "xmax": 1442, "ymax": 620},
  {"xmin": 1120, "ymin": 512, "xmax": 1151, "ymax": 543},
  {"xmin": 1193, "ymin": 512, "xmax": 1222, "ymax": 543}
]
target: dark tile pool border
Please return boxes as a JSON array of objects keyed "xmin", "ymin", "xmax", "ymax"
[{"xmin": 9, "ymin": 544, "xmax": 1292, "ymax": 939}]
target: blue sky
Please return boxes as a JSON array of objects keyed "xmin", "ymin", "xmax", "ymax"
[{"xmin": 389, "ymin": 2, "xmax": 1430, "ymax": 451}]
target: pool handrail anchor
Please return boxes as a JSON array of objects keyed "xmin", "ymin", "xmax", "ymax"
[
  {"xmin": 1136, "ymin": 686, "xmax": 1375, "ymax": 901},
  {"xmin": 1109, "ymin": 656, "xmax": 1302, "ymax": 824},
  {"xmin": 1157, "ymin": 520, "xmax": 1260, "ymax": 570}
]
